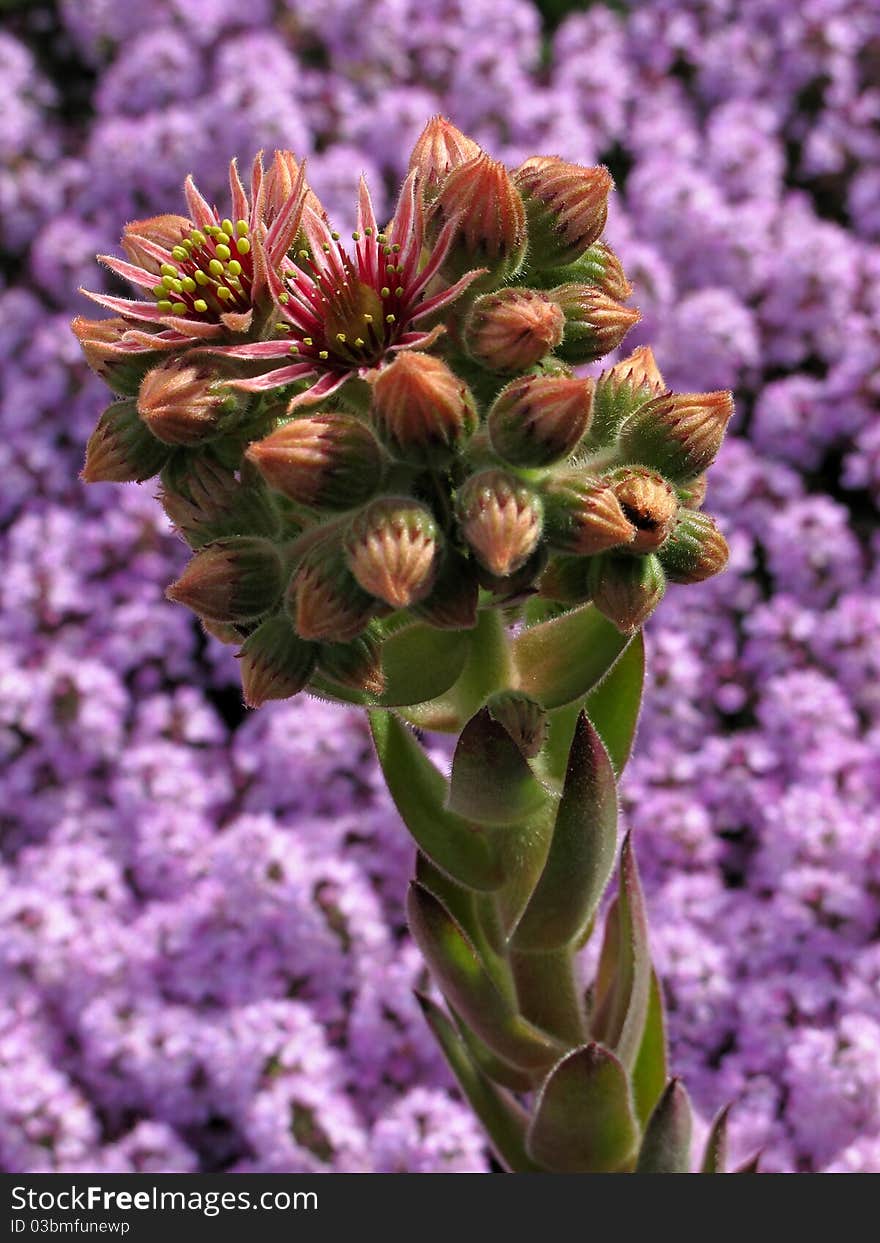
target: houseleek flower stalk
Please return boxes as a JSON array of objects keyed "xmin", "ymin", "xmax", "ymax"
[{"xmin": 75, "ymin": 119, "xmax": 750, "ymax": 1173}]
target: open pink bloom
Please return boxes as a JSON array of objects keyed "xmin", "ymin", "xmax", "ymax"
[
  {"xmin": 79, "ymin": 155, "xmax": 307, "ymax": 355},
  {"xmin": 212, "ymin": 173, "xmax": 485, "ymax": 409}
]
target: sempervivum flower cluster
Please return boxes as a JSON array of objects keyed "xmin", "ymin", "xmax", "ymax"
[{"xmin": 77, "ymin": 118, "xmax": 731, "ymax": 709}]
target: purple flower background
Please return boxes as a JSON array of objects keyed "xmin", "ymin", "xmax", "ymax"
[{"xmin": 2, "ymin": 0, "xmax": 880, "ymax": 1173}]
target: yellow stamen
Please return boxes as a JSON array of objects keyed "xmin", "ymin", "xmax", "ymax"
[
  {"xmin": 215, "ymin": 243, "xmax": 231, "ymax": 262},
  {"xmin": 193, "ymin": 299, "xmax": 208, "ymax": 313},
  {"xmin": 221, "ymin": 219, "xmax": 234, "ymax": 236},
  {"xmin": 236, "ymin": 220, "xmax": 249, "ymax": 236},
  {"xmin": 216, "ymin": 286, "xmax": 232, "ymax": 300},
  {"xmin": 236, "ymin": 238, "xmax": 251, "ymax": 255}
]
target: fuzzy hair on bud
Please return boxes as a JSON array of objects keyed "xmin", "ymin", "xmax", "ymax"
[
  {"xmin": 589, "ymin": 552, "xmax": 666, "ymax": 633},
  {"xmin": 659, "ymin": 509, "xmax": 729, "ymax": 583},
  {"xmin": 678, "ymin": 474, "xmax": 708, "ymax": 509},
  {"xmin": 457, "ymin": 469, "xmax": 543, "ymax": 578},
  {"xmin": 238, "ymin": 614, "xmax": 316, "ymax": 707},
  {"xmin": 431, "ymin": 153, "xmax": 527, "ymax": 285},
  {"xmin": 488, "ymin": 374, "xmax": 594, "ymax": 467},
  {"xmin": 288, "ymin": 547, "xmax": 375, "ymax": 643},
  {"xmin": 138, "ymin": 360, "xmax": 232, "ymax": 446},
  {"xmin": 166, "ymin": 537, "xmax": 284, "ymax": 623},
  {"xmin": 317, "ymin": 632, "xmax": 386, "ymax": 697},
  {"xmin": 412, "ymin": 551, "xmax": 480, "ymax": 631},
  {"xmin": 466, "ymin": 288, "xmax": 565, "ymax": 372},
  {"xmin": 345, "ymin": 498, "xmax": 441, "ymax": 610},
  {"xmin": 369, "ymin": 352, "xmax": 477, "ymax": 463},
  {"xmin": 246, "ymin": 413, "xmax": 384, "ymax": 509},
  {"xmin": 81, "ymin": 398, "xmax": 170, "ymax": 483},
  {"xmin": 160, "ymin": 454, "xmax": 281, "ymax": 549},
  {"xmin": 120, "ymin": 214, "xmax": 193, "ymax": 273},
  {"xmin": 72, "ymin": 316, "xmax": 162, "ymax": 396},
  {"xmin": 587, "ymin": 346, "xmax": 667, "ymax": 447},
  {"xmin": 408, "ymin": 116, "xmax": 482, "ymax": 201},
  {"xmin": 607, "ymin": 467, "xmax": 679, "ymax": 555},
  {"xmin": 537, "ymin": 241, "xmax": 633, "ymax": 302},
  {"xmin": 618, "ymin": 390, "xmax": 735, "ymax": 482},
  {"xmin": 487, "ymin": 691, "xmax": 548, "ymax": 758},
  {"xmin": 513, "ymin": 157, "xmax": 613, "ymax": 268},
  {"xmin": 544, "ymin": 475, "xmax": 636, "ymax": 556},
  {"xmin": 550, "ymin": 284, "xmax": 641, "ymax": 365}
]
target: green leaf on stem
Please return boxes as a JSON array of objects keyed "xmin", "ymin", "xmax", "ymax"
[
  {"xmin": 584, "ymin": 630, "xmax": 645, "ymax": 775},
  {"xmin": 512, "ymin": 602, "xmax": 630, "ymax": 710},
  {"xmin": 636, "ymin": 1079, "xmax": 694, "ymax": 1173},
  {"xmin": 526, "ymin": 1043, "xmax": 639, "ymax": 1173},
  {"xmin": 370, "ymin": 713, "xmax": 505, "ymax": 891},
  {"xmin": 631, "ymin": 969, "xmax": 669, "ymax": 1129},
  {"xmin": 512, "ymin": 714, "xmax": 617, "ymax": 951},
  {"xmin": 399, "ymin": 609, "xmax": 513, "ymax": 733},
  {"xmin": 447, "ymin": 709, "xmax": 549, "ymax": 826},
  {"xmin": 701, "ymin": 1105, "xmax": 731, "ymax": 1173}
]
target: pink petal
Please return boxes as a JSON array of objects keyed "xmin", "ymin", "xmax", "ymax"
[
  {"xmin": 184, "ymin": 175, "xmax": 216, "ymax": 231},
  {"xmin": 98, "ymin": 254, "xmax": 162, "ymax": 291},
  {"xmin": 206, "ymin": 339, "xmax": 297, "ymax": 359},
  {"xmin": 80, "ymin": 289, "xmax": 170, "ymax": 323},
  {"xmin": 264, "ymin": 161, "xmax": 307, "ymax": 267},
  {"xmin": 228, "ymin": 158, "xmax": 249, "ymax": 225},
  {"xmin": 388, "ymin": 324, "xmax": 446, "ymax": 352},
  {"xmin": 226, "ymin": 362, "xmax": 317, "ymax": 393},
  {"xmin": 407, "ymin": 213, "xmax": 462, "ymax": 297},
  {"xmin": 409, "ymin": 267, "xmax": 487, "ymax": 320},
  {"xmin": 286, "ymin": 369, "xmax": 349, "ymax": 409}
]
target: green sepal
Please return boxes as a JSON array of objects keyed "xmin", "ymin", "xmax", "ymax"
[
  {"xmin": 701, "ymin": 1105, "xmax": 731, "ymax": 1173},
  {"xmin": 415, "ymin": 994, "xmax": 543, "ymax": 1173},
  {"xmin": 447, "ymin": 708, "xmax": 549, "ymax": 826},
  {"xmin": 406, "ymin": 883, "xmax": 564, "ymax": 1074},
  {"xmin": 512, "ymin": 602, "xmax": 630, "ymax": 710},
  {"xmin": 451, "ymin": 1010, "xmax": 536, "ymax": 1093},
  {"xmin": 631, "ymin": 969, "xmax": 669, "ymax": 1129},
  {"xmin": 512, "ymin": 714, "xmax": 617, "ymax": 951},
  {"xmin": 590, "ymin": 835, "xmax": 651, "ymax": 1070},
  {"xmin": 526, "ymin": 1043, "xmax": 639, "ymax": 1173},
  {"xmin": 369, "ymin": 713, "xmax": 504, "ymax": 890},
  {"xmin": 636, "ymin": 1079, "xmax": 694, "ymax": 1173}
]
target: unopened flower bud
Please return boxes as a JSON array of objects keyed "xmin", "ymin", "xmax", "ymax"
[
  {"xmin": 618, "ymin": 390, "xmax": 734, "ymax": 482},
  {"xmin": 138, "ymin": 361, "xmax": 233, "ymax": 446},
  {"xmin": 246, "ymin": 414, "xmax": 384, "ymax": 509},
  {"xmin": 201, "ymin": 618, "xmax": 242, "ymax": 646},
  {"xmin": 166, "ymin": 537, "xmax": 284, "ymax": 623},
  {"xmin": 487, "ymin": 691, "xmax": 548, "ymax": 759},
  {"xmin": 431, "ymin": 153, "xmax": 527, "ymax": 285},
  {"xmin": 659, "ymin": 510, "xmax": 729, "ymax": 583},
  {"xmin": 543, "ymin": 475, "xmax": 636, "ymax": 555},
  {"xmin": 160, "ymin": 454, "xmax": 281, "ymax": 549},
  {"xmin": 513, "ymin": 157, "xmax": 613, "ymax": 268},
  {"xmin": 412, "ymin": 550, "xmax": 480, "ymax": 630},
  {"xmin": 263, "ymin": 149, "xmax": 324, "ymax": 224},
  {"xmin": 81, "ymin": 398, "xmax": 170, "ymax": 483},
  {"xmin": 588, "ymin": 553, "xmax": 666, "ymax": 633},
  {"xmin": 121, "ymin": 214, "xmax": 192, "ymax": 273},
  {"xmin": 345, "ymin": 498, "xmax": 441, "ymax": 609},
  {"xmin": 466, "ymin": 288, "xmax": 565, "ymax": 372},
  {"xmin": 457, "ymin": 469, "xmax": 543, "ymax": 577},
  {"xmin": 72, "ymin": 316, "xmax": 162, "ymax": 396},
  {"xmin": 370, "ymin": 353, "xmax": 477, "ymax": 463},
  {"xmin": 550, "ymin": 284, "xmax": 640, "ymax": 365},
  {"xmin": 288, "ymin": 546, "xmax": 374, "ymax": 643},
  {"xmin": 488, "ymin": 374, "xmax": 594, "ymax": 467},
  {"xmin": 678, "ymin": 473, "xmax": 708, "ymax": 509},
  {"xmin": 587, "ymin": 346, "xmax": 666, "ymax": 447},
  {"xmin": 408, "ymin": 116, "xmax": 482, "ymax": 201},
  {"xmin": 538, "ymin": 241, "xmax": 633, "ymax": 301},
  {"xmin": 317, "ymin": 632, "xmax": 385, "ymax": 697},
  {"xmin": 237, "ymin": 614, "xmax": 316, "ymax": 707},
  {"xmin": 607, "ymin": 467, "xmax": 679, "ymax": 554},
  {"xmin": 538, "ymin": 554, "xmax": 593, "ymax": 604}
]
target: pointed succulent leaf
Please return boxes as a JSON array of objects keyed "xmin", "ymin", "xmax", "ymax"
[
  {"xmin": 636, "ymin": 1080, "xmax": 694, "ymax": 1173},
  {"xmin": 631, "ymin": 969, "xmax": 669, "ymax": 1129},
  {"xmin": 735, "ymin": 1151, "xmax": 762, "ymax": 1174},
  {"xmin": 513, "ymin": 603, "xmax": 631, "ymax": 710},
  {"xmin": 590, "ymin": 835, "xmax": 651, "ymax": 1070},
  {"xmin": 370, "ymin": 713, "xmax": 504, "ymax": 890},
  {"xmin": 415, "ymin": 994, "xmax": 542, "ymax": 1173},
  {"xmin": 701, "ymin": 1105, "xmax": 731, "ymax": 1173},
  {"xmin": 447, "ymin": 709, "xmax": 549, "ymax": 826},
  {"xmin": 451, "ymin": 1009, "xmax": 535, "ymax": 1093},
  {"xmin": 512, "ymin": 714, "xmax": 617, "ymax": 951},
  {"xmin": 527, "ymin": 1043, "xmax": 639, "ymax": 1173},
  {"xmin": 407, "ymin": 883, "xmax": 563, "ymax": 1073},
  {"xmin": 378, "ymin": 622, "xmax": 471, "ymax": 706}
]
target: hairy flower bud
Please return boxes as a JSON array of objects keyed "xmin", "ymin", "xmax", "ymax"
[
  {"xmin": 466, "ymin": 289, "xmax": 565, "ymax": 372},
  {"xmin": 513, "ymin": 157, "xmax": 613, "ymax": 267},
  {"xmin": 550, "ymin": 285, "xmax": 640, "ymax": 365},
  {"xmin": 487, "ymin": 691, "xmax": 548, "ymax": 758},
  {"xmin": 345, "ymin": 498, "xmax": 441, "ymax": 609},
  {"xmin": 237, "ymin": 614, "xmax": 317, "ymax": 707},
  {"xmin": 408, "ymin": 116, "xmax": 482, "ymax": 201},
  {"xmin": 432, "ymin": 153, "xmax": 527, "ymax": 285},
  {"xmin": 81, "ymin": 398, "xmax": 170, "ymax": 483},
  {"xmin": 457, "ymin": 469, "xmax": 543, "ymax": 577},
  {"xmin": 607, "ymin": 467, "xmax": 679, "ymax": 554},
  {"xmin": 659, "ymin": 510, "xmax": 729, "ymax": 583},
  {"xmin": 138, "ymin": 360, "xmax": 234, "ymax": 446},
  {"xmin": 589, "ymin": 553, "xmax": 666, "ymax": 634},
  {"xmin": 544, "ymin": 474, "xmax": 636, "ymax": 556},
  {"xmin": 678, "ymin": 473, "xmax": 708, "ymax": 509},
  {"xmin": 587, "ymin": 346, "xmax": 666, "ymax": 447},
  {"xmin": 160, "ymin": 455, "xmax": 281, "ymax": 549},
  {"xmin": 72, "ymin": 316, "xmax": 162, "ymax": 396},
  {"xmin": 317, "ymin": 632, "xmax": 385, "ymax": 697},
  {"xmin": 246, "ymin": 414, "xmax": 384, "ymax": 509},
  {"xmin": 538, "ymin": 554, "xmax": 593, "ymax": 604},
  {"xmin": 166, "ymin": 537, "xmax": 284, "ymax": 623},
  {"xmin": 538, "ymin": 241, "xmax": 633, "ymax": 301},
  {"xmin": 121, "ymin": 214, "xmax": 193, "ymax": 273},
  {"xmin": 263, "ymin": 149, "xmax": 324, "ymax": 225},
  {"xmin": 288, "ymin": 546, "xmax": 374, "ymax": 643},
  {"xmin": 370, "ymin": 352, "xmax": 477, "ymax": 463},
  {"xmin": 412, "ymin": 550, "xmax": 480, "ymax": 630},
  {"xmin": 487, "ymin": 375, "xmax": 594, "ymax": 467},
  {"xmin": 618, "ymin": 390, "xmax": 735, "ymax": 482}
]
